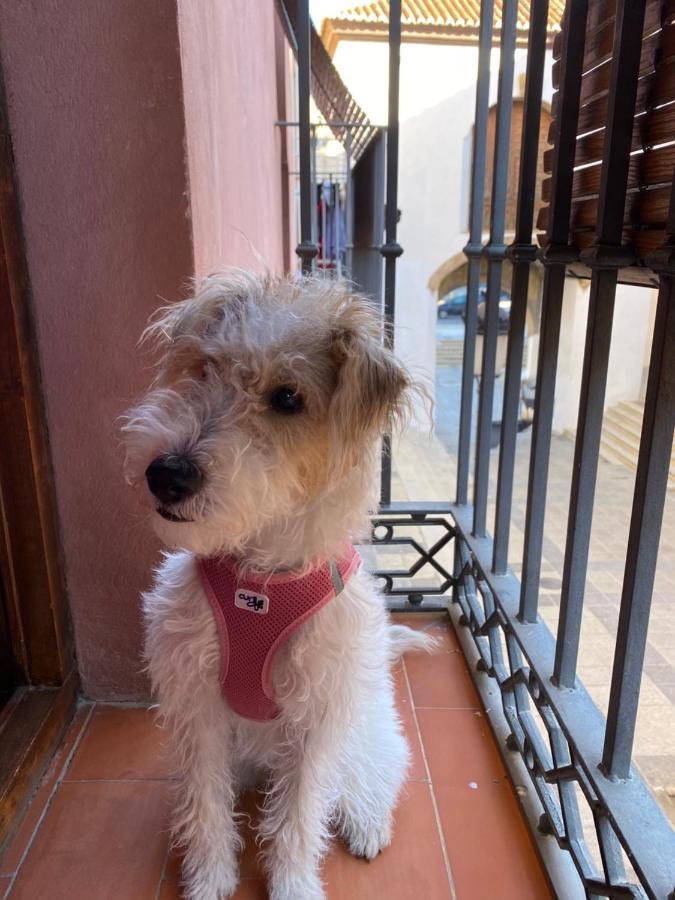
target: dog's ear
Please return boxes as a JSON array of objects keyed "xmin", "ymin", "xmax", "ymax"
[
  {"xmin": 142, "ymin": 297, "xmax": 218, "ymax": 384},
  {"xmin": 142, "ymin": 271, "xmax": 260, "ymax": 384},
  {"xmin": 329, "ymin": 299, "xmax": 411, "ymax": 467}
]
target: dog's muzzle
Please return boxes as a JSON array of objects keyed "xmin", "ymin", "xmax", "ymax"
[{"xmin": 145, "ymin": 455, "xmax": 203, "ymax": 515}]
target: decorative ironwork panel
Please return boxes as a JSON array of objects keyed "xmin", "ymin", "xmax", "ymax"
[{"xmin": 368, "ymin": 506, "xmax": 455, "ymax": 604}]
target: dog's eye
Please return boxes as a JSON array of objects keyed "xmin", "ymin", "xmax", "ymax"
[{"xmin": 269, "ymin": 386, "xmax": 304, "ymax": 415}]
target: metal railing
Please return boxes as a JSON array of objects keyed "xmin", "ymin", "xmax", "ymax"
[{"xmin": 293, "ymin": 0, "xmax": 675, "ymax": 896}]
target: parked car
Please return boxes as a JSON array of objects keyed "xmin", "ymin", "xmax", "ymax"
[
  {"xmin": 437, "ymin": 285, "xmax": 469, "ymax": 317},
  {"xmin": 438, "ymin": 285, "xmax": 511, "ymax": 329},
  {"xmin": 453, "ymin": 286, "xmax": 511, "ymax": 333},
  {"xmin": 476, "ymin": 290, "xmax": 512, "ymax": 333}
]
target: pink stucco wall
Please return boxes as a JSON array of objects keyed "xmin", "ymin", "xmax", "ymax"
[
  {"xmin": 178, "ymin": 0, "xmax": 291, "ymax": 277},
  {"xmin": 0, "ymin": 1, "xmax": 292, "ymax": 697}
]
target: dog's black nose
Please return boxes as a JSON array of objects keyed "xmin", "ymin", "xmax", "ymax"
[{"xmin": 145, "ymin": 456, "xmax": 203, "ymax": 505}]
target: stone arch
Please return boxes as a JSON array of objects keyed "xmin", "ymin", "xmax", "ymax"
[{"xmin": 428, "ymin": 254, "xmax": 543, "ymax": 337}]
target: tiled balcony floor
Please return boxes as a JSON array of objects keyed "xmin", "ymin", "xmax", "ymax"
[{"xmin": 0, "ymin": 613, "xmax": 552, "ymax": 899}]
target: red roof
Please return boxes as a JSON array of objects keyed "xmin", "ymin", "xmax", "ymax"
[{"xmin": 321, "ymin": 0, "xmax": 564, "ymax": 55}]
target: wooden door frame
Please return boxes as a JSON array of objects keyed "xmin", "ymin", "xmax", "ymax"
[{"xmin": 0, "ymin": 64, "xmax": 76, "ymax": 849}]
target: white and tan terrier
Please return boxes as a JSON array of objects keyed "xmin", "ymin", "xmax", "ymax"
[{"xmin": 123, "ymin": 271, "xmax": 431, "ymax": 900}]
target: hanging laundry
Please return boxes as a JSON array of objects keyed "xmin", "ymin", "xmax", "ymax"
[{"xmin": 317, "ymin": 179, "xmax": 347, "ymax": 271}]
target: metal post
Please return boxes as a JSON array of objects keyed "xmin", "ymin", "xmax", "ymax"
[
  {"xmin": 472, "ymin": 0, "xmax": 518, "ymax": 537},
  {"xmin": 492, "ymin": 0, "xmax": 549, "ymax": 573},
  {"xmin": 311, "ymin": 124, "xmax": 318, "ymax": 251},
  {"xmin": 457, "ymin": 0, "xmax": 493, "ymax": 506},
  {"xmin": 345, "ymin": 130, "xmax": 354, "ymax": 275},
  {"xmin": 379, "ymin": 0, "xmax": 403, "ymax": 506},
  {"xmin": 554, "ymin": 0, "xmax": 646, "ymax": 687},
  {"xmin": 519, "ymin": 0, "xmax": 589, "ymax": 622},
  {"xmin": 295, "ymin": 0, "xmax": 318, "ymax": 273},
  {"xmin": 602, "ymin": 201, "xmax": 675, "ymax": 778}
]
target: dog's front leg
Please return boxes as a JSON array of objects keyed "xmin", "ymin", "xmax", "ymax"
[
  {"xmin": 259, "ymin": 717, "xmax": 347, "ymax": 900},
  {"xmin": 145, "ymin": 564, "xmax": 242, "ymax": 900},
  {"xmin": 170, "ymin": 691, "xmax": 241, "ymax": 900}
]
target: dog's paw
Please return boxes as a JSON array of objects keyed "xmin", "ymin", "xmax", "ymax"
[
  {"xmin": 182, "ymin": 862, "xmax": 240, "ymax": 900},
  {"xmin": 344, "ymin": 815, "xmax": 393, "ymax": 861},
  {"xmin": 268, "ymin": 871, "xmax": 326, "ymax": 900}
]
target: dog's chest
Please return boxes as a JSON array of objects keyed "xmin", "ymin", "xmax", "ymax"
[{"xmin": 197, "ymin": 549, "xmax": 360, "ymax": 721}]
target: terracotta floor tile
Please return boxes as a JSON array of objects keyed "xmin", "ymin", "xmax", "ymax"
[
  {"xmin": 237, "ymin": 792, "xmax": 263, "ymax": 879},
  {"xmin": 9, "ymin": 781, "xmax": 170, "ymax": 900},
  {"xmin": 159, "ymin": 880, "xmax": 179, "ymax": 900},
  {"xmin": 232, "ymin": 882, "xmax": 268, "ymax": 900},
  {"xmin": 393, "ymin": 663, "xmax": 427, "ymax": 781},
  {"xmin": 323, "ymin": 780, "xmax": 452, "ymax": 899},
  {"xmin": 65, "ymin": 705, "xmax": 171, "ymax": 781},
  {"xmin": 163, "ymin": 845, "xmax": 183, "ymax": 884},
  {"xmin": 0, "ymin": 703, "xmax": 92, "ymax": 876},
  {"xmin": 404, "ymin": 618, "xmax": 481, "ymax": 709},
  {"xmin": 159, "ymin": 877, "xmax": 267, "ymax": 899},
  {"xmin": 417, "ymin": 708, "xmax": 552, "ymax": 900},
  {"xmin": 391, "ymin": 611, "xmax": 451, "ymax": 632}
]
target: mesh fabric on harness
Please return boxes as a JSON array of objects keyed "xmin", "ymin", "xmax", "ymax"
[{"xmin": 198, "ymin": 545, "xmax": 360, "ymax": 721}]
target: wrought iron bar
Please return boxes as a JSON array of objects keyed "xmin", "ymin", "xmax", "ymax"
[
  {"xmin": 295, "ymin": 0, "xmax": 317, "ymax": 273},
  {"xmin": 602, "ymin": 214, "xmax": 675, "ymax": 779},
  {"xmin": 456, "ymin": 0, "xmax": 493, "ymax": 506},
  {"xmin": 311, "ymin": 123, "xmax": 318, "ymax": 251},
  {"xmin": 379, "ymin": 0, "xmax": 402, "ymax": 505},
  {"xmin": 519, "ymin": 0, "xmax": 589, "ymax": 622},
  {"xmin": 554, "ymin": 0, "xmax": 646, "ymax": 688},
  {"xmin": 473, "ymin": 0, "xmax": 518, "ymax": 538},
  {"xmin": 345, "ymin": 130, "xmax": 354, "ymax": 274},
  {"xmin": 553, "ymin": 272, "xmax": 617, "ymax": 684},
  {"xmin": 493, "ymin": 0, "xmax": 549, "ymax": 573}
]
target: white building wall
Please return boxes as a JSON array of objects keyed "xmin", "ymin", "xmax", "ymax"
[
  {"xmin": 606, "ymin": 284, "xmax": 656, "ymax": 408},
  {"xmin": 553, "ymin": 277, "xmax": 590, "ymax": 435},
  {"xmin": 395, "ymin": 81, "xmax": 477, "ymax": 384},
  {"xmin": 552, "ymin": 279, "xmax": 655, "ymax": 435}
]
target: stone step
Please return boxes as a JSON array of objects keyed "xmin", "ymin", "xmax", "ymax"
[
  {"xmin": 616, "ymin": 400, "xmax": 645, "ymax": 427},
  {"xmin": 604, "ymin": 408, "xmax": 643, "ymax": 442},
  {"xmin": 600, "ymin": 432, "xmax": 638, "ymax": 469},
  {"xmin": 600, "ymin": 436, "xmax": 675, "ymax": 487},
  {"xmin": 436, "ymin": 340, "xmax": 464, "ymax": 365},
  {"xmin": 599, "ymin": 401, "xmax": 675, "ymax": 487},
  {"xmin": 602, "ymin": 419, "xmax": 641, "ymax": 459},
  {"xmin": 568, "ymin": 400, "xmax": 675, "ymax": 487},
  {"xmin": 605, "ymin": 408, "xmax": 675, "ymax": 476}
]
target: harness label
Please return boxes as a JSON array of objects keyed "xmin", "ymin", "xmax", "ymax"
[{"xmin": 234, "ymin": 587, "xmax": 269, "ymax": 615}]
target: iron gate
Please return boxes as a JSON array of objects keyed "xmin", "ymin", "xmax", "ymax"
[{"xmin": 292, "ymin": 1, "xmax": 675, "ymax": 897}]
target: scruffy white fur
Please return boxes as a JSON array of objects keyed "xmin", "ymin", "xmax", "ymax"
[{"xmin": 123, "ymin": 271, "xmax": 431, "ymax": 900}]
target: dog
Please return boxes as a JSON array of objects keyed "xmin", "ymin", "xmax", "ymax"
[{"xmin": 123, "ymin": 271, "xmax": 432, "ymax": 900}]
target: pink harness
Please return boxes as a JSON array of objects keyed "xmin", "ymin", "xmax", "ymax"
[{"xmin": 198, "ymin": 546, "xmax": 360, "ymax": 721}]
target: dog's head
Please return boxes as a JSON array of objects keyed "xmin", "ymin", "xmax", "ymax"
[{"xmin": 122, "ymin": 271, "xmax": 413, "ymax": 563}]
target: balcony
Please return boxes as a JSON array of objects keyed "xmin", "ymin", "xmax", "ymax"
[
  {"xmin": 0, "ymin": 614, "xmax": 552, "ymax": 899},
  {"xmin": 0, "ymin": 0, "xmax": 674, "ymax": 897}
]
